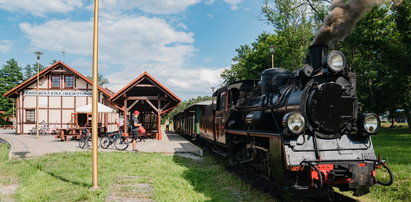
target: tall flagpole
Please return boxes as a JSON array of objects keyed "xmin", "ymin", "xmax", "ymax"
[{"xmin": 91, "ymin": 0, "xmax": 100, "ymax": 189}]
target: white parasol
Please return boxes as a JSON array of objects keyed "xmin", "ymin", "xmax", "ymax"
[{"xmin": 75, "ymin": 102, "xmax": 116, "ymax": 113}]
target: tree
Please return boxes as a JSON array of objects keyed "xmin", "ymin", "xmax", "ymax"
[
  {"xmin": 23, "ymin": 63, "xmax": 46, "ymax": 80},
  {"xmin": 221, "ymin": 0, "xmax": 322, "ymax": 84},
  {"xmin": 87, "ymin": 73, "xmax": 110, "ymax": 87},
  {"xmin": 338, "ymin": 1, "xmax": 411, "ymax": 130},
  {"xmin": 164, "ymin": 96, "xmax": 212, "ymax": 121},
  {"xmin": 0, "ymin": 59, "xmax": 23, "ymax": 117}
]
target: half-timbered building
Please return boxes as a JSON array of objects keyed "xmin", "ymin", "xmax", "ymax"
[{"xmin": 3, "ymin": 61, "xmax": 118, "ymax": 134}]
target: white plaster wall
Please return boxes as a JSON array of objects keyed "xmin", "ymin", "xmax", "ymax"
[
  {"xmin": 49, "ymin": 110, "xmax": 61, "ymax": 123},
  {"xmin": 24, "ymin": 96, "xmax": 36, "ymax": 108},
  {"xmin": 63, "ymin": 97, "xmax": 74, "ymax": 108},
  {"xmin": 39, "ymin": 109, "xmax": 47, "ymax": 124},
  {"xmin": 76, "ymin": 97, "xmax": 87, "ymax": 109},
  {"xmin": 49, "ymin": 97, "xmax": 61, "ymax": 108},
  {"xmin": 39, "ymin": 97, "xmax": 48, "ymax": 107},
  {"xmin": 23, "ymin": 124, "xmax": 35, "ymax": 133},
  {"xmin": 62, "ymin": 110, "xmax": 73, "ymax": 124},
  {"xmin": 77, "ymin": 78, "xmax": 87, "ymax": 89},
  {"xmin": 39, "ymin": 77, "xmax": 48, "ymax": 88},
  {"xmin": 27, "ymin": 76, "xmax": 48, "ymax": 88}
]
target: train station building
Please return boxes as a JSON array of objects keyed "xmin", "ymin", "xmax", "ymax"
[{"xmin": 3, "ymin": 62, "xmax": 180, "ymax": 136}]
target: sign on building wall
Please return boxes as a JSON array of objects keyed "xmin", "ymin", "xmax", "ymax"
[{"xmin": 24, "ymin": 90, "xmax": 92, "ymax": 97}]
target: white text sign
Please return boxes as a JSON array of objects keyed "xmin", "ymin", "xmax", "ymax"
[{"xmin": 24, "ymin": 90, "xmax": 92, "ymax": 97}]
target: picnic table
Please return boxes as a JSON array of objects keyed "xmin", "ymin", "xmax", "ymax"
[
  {"xmin": 1, "ymin": 125, "xmax": 14, "ymax": 129},
  {"xmin": 55, "ymin": 127, "xmax": 106, "ymax": 142},
  {"xmin": 56, "ymin": 127, "xmax": 87, "ymax": 142}
]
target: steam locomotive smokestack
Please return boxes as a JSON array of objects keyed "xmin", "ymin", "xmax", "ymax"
[
  {"xmin": 312, "ymin": 0, "xmax": 389, "ymax": 46},
  {"xmin": 309, "ymin": 45, "xmax": 328, "ymax": 73}
]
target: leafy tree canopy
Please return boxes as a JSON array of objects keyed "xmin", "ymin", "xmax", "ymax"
[
  {"xmin": 87, "ymin": 73, "xmax": 110, "ymax": 87},
  {"xmin": 0, "ymin": 59, "xmax": 23, "ymax": 117},
  {"xmin": 222, "ymin": 0, "xmax": 410, "ymax": 130}
]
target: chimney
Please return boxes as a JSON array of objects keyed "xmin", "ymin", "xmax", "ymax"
[{"xmin": 309, "ymin": 45, "xmax": 328, "ymax": 74}]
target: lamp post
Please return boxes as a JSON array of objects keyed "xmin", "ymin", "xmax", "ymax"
[
  {"xmin": 34, "ymin": 51, "xmax": 43, "ymax": 138},
  {"xmin": 91, "ymin": 0, "xmax": 100, "ymax": 189},
  {"xmin": 269, "ymin": 45, "xmax": 275, "ymax": 68}
]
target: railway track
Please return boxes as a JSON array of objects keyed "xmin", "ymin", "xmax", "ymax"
[{"xmin": 187, "ymin": 135, "xmax": 358, "ymax": 201}]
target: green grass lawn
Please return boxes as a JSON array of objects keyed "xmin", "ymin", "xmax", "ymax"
[
  {"xmin": 1, "ymin": 127, "xmax": 409, "ymax": 202},
  {"xmin": 363, "ymin": 127, "xmax": 411, "ymax": 202},
  {"xmin": 0, "ymin": 145, "xmax": 274, "ymax": 202}
]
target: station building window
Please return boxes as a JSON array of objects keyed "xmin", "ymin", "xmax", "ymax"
[
  {"xmin": 51, "ymin": 76, "xmax": 60, "ymax": 88},
  {"xmin": 26, "ymin": 109, "xmax": 35, "ymax": 123},
  {"xmin": 65, "ymin": 75, "xmax": 74, "ymax": 88}
]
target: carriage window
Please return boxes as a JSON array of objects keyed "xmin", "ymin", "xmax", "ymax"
[
  {"xmin": 51, "ymin": 76, "xmax": 60, "ymax": 88},
  {"xmin": 26, "ymin": 109, "xmax": 35, "ymax": 123}
]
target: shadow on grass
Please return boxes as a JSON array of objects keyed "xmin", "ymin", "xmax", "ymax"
[
  {"xmin": 171, "ymin": 151, "xmax": 287, "ymax": 201},
  {"xmin": 172, "ymin": 145, "xmax": 364, "ymax": 202},
  {"xmin": 23, "ymin": 159, "xmax": 91, "ymax": 188}
]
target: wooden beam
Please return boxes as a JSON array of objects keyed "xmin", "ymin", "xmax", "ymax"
[
  {"xmin": 161, "ymin": 101, "xmax": 172, "ymax": 111},
  {"xmin": 127, "ymin": 100, "xmax": 140, "ymax": 111},
  {"xmin": 145, "ymin": 77, "xmax": 180, "ymax": 102},
  {"xmin": 135, "ymin": 84, "xmax": 155, "ymax": 87},
  {"xmin": 126, "ymin": 96, "xmax": 166, "ymax": 101},
  {"xmin": 146, "ymin": 100, "xmax": 159, "ymax": 112},
  {"xmin": 157, "ymin": 95, "xmax": 161, "ymax": 112},
  {"xmin": 123, "ymin": 99, "xmax": 127, "ymax": 134}
]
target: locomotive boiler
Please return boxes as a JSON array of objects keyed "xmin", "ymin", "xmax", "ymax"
[{"xmin": 173, "ymin": 45, "xmax": 393, "ymax": 198}]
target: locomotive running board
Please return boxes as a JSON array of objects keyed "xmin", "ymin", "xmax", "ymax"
[{"xmin": 226, "ymin": 130, "xmax": 282, "ymax": 138}]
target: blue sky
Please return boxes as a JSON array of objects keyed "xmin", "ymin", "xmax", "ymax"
[{"xmin": 0, "ymin": 0, "xmax": 271, "ymax": 100}]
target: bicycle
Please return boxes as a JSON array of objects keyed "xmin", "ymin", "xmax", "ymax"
[
  {"xmin": 29, "ymin": 124, "xmax": 46, "ymax": 136},
  {"xmin": 100, "ymin": 131, "xmax": 129, "ymax": 150},
  {"xmin": 78, "ymin": 128, "xmax": 101, "ymax": 149},
  {"xmin": 78, "ymin": 128, "xmax": 90, "ymax": 148}
]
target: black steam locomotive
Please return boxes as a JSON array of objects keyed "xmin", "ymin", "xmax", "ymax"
[{"xmin": 173, "ymin": 45, "xmax": 393, "ymax": 198}]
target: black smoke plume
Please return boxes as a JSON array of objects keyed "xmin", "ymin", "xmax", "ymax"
[{"xmin": 312, "ymin": 0, "xmax": 388, "ymax": 46}]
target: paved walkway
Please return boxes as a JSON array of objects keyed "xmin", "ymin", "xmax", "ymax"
[{"xmin": 0, "ymin": 128, "xmax": 202, "ymax": 160}]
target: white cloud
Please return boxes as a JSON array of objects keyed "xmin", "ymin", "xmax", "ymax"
[
  {"xmin": 20, "ymin": 16, "xmax": 195, "ymax": 66},
  {"xmin": 0, "ymin": 40, "xmax": 12, "ymax": 53},
  {"xmin": 0, "ymin": 0, "xmax": 83, "ymax": 16},
  {"xmin": 107, "ymin": 64, "xmax": 226, "ymax": 100},
  {"xmin": 224, "ymin": 0, "xmax": 242, "ymax": 10},
  {"xmin": 19, "ymin": 14, "xmax": 224, "ymax": 99},
  {"xmin": 204, "ymin": 0, "xmax": 216, "ymax": 5},
  {"xmin": 100, "ymin": 0, "xmax": 201, "ymax": 14}
]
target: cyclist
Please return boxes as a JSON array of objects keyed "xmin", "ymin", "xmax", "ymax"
[{"xmin": 130, "ymin": 110, "xmax": 141, "ymax": 151}]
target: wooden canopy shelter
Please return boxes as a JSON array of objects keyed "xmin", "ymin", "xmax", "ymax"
[{"xmin": 111, "ymin": 72, "xmax": 181, "ymax": 140}]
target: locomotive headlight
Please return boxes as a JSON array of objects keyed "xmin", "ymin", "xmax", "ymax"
[
  {"xmin": 363, "ymin": 113, "xmax": 380, "ymax": 134},
  {"xmin": 327, "ymin": 50, "xmax": 346, "ymax": 72},
  {"xmin": 282, "ymin": 112, "xmax": 305, "ymax": 135}
]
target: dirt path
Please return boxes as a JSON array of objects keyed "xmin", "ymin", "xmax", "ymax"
[
  {"xmin": 106, "ymin": 176, "xmax": 154, "ymax": 202},
  {"xmin": 0, "ymin": 176, "xmax": 18, "ymax": 202}
]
